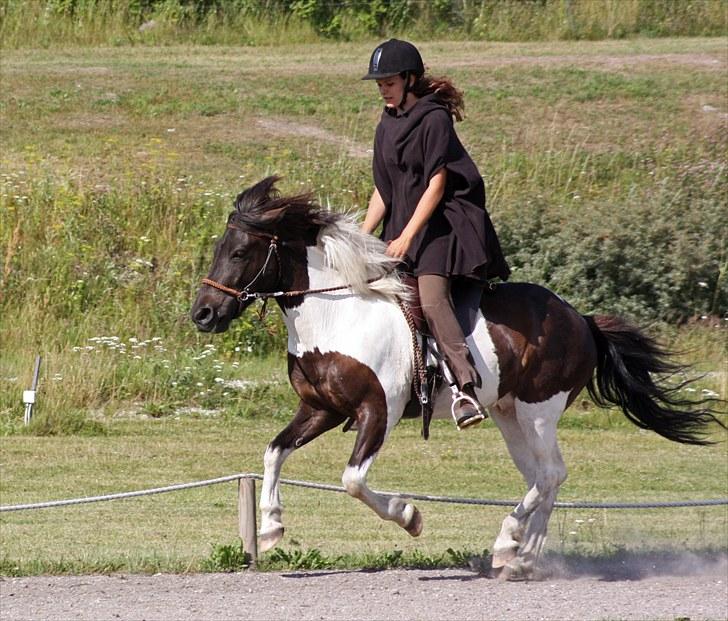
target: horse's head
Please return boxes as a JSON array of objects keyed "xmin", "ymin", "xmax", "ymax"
[{"xmin": 191, "ymin": 176, "xmax": 337, "ymax": 333}]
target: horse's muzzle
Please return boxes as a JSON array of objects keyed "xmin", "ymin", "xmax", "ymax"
[{"xmin": 191, "ymin": 303, "xmax": 219, "ymax": 332}]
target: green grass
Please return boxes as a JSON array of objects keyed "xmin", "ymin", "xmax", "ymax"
[
  {"xmin": 1, "ymin": 39, "xmax": 726, "ymax": 435},
  {"xmin": 1, "ymin": 416, "xmax": 726, "ymax": 575},
  {"xmin": 1, "ymin": 0, "xmax": 725, "ymax": 48}
]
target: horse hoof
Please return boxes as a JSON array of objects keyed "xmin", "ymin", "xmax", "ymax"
[
  {"xmin": 259, "ymin": 526, "xmax": 284, "ymax": 552},
  {"xmin": 498, "ymin": 559, "xmax": 534, "ymax": 582},
  {"xmin": 404, "ymin": 507, "xmax": 423, "ymax": 537},
  {"xmin": 491, "ymin": 547, "xmax": 517, "ymax": 569},
  {"xmin": 489, "ymin": 564, "xmax": 512, "ymax": 580}
]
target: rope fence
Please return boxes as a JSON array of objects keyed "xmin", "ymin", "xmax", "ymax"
[
  {"xmin": 2, "ymin": 473, "xmax": 727, "ymax": 512},
  {"xmin": 3, "ymin": 474, "xmax": 726, "ymax": 563}
]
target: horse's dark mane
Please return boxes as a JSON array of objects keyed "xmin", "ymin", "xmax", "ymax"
[{"xmin": 231, "ymin": 175, "xmax": 340, "ymax": 238}]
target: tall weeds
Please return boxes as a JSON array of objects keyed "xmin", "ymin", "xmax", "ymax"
[
  {"xmin": 1, "ymin": 0, "xmax": 726, "ymax": 48},
  {"xmin": 1, "ymin": 40, "xmax": 725, "ymax": 434}
]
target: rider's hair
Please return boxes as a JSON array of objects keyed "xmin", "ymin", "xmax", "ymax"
[{"xmin": 409, "ymin": 73, "xmax": 464, "ymax": 122}]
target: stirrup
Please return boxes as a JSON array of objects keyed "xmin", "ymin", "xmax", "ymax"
[{"xmin": 451, "ymin": 392, "xmax": 486, "ymax": 431}]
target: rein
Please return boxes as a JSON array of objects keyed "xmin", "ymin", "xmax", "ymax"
[{"xmin": 201, "ymin": 277, "xmax": 378, "ymax": 303}]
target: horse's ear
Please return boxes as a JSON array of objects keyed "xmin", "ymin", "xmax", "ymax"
[
  {"xmin": 235, "ymin": 175, "xmax": 281, "ymax": 212},
  {"xmin": 257, "ymin": 204, "xmax": 288, "ymax": 225}
]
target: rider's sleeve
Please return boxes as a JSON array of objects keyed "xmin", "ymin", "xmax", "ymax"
[{"xmin": 422, "ymin": 109, "xmax": 455, "ymax": 184}]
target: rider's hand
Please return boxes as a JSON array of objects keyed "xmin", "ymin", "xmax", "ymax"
[{"xmin": 385, "ymin": 234, "xmax": 412, "ymax": 259}]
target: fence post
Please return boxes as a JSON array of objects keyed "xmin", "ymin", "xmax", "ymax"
[
  {"xmin": 238, "ymin": 477, "xmax": 258, "ymax": 566},
  {"xmin": 23, "ymin": 355, "xmax": 42, "ymax": 426}
]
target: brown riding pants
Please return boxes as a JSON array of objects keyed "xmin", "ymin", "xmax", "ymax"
[{"xmin": 417, "ymin": 274, "xmax": 481, "ymax": 389}]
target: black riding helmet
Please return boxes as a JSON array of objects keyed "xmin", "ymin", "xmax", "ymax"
[
  {"xmin": 362, "ymin": 39, "xmax": 425, "ymax": 109},
  {"xmin": 362, "ymin": 39, "xmax": 425, "ymax": 80}
]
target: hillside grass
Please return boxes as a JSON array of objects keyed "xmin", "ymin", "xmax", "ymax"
[{"xmin": 1, "ymin": 39, "xmax": 726, "ymax": 435}]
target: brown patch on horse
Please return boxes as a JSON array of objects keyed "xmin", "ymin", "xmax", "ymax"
[
  {"xmin": 268, "ymin": 400, "xmax": 347, "ymax": 453},
  {"xmin": 288, "ymin": 350, "xmax": 388, "ymax": 455},
  {"xmin": 481, "ymin": 283, "xmax": 597, "ymax": 405}
]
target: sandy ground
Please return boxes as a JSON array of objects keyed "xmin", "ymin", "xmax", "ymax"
[{"xmin": 2, "ymin": 556, "xmax": 727, "ymax": 621}]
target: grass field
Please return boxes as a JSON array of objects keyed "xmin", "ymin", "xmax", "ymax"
[
  {"xmin": 1, "ymin": 0, "xmax": 725, "ymax": 47},
  {"xmin": 1, "ymin": 416, "xmax": 727, "ymax": 575},
  {"xmin": 0, "ymin": 38, "xmax": 726, "ymax": 574}
]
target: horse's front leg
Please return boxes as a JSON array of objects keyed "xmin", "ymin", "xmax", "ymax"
[
  {"xmin": 341, "ymin": 403, "xmax": 423, "ymax": 537},
  {"xmin": 259, "ymin": 401, "xmax": 345, "ymax": 552}
]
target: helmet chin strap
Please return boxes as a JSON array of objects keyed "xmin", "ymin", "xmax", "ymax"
[{"xmin": 398, "ymin": 71, "xmax": 411, "ymax": 110}]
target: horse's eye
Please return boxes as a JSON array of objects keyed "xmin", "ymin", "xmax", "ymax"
[{"xmin": 231, "ymin": 249, "xmax": 246, "ymax": 260}]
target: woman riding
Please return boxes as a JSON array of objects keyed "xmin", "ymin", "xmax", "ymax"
[{"xmin": 360, "ymin": 39, "xmax": 510, "ymax": 430}]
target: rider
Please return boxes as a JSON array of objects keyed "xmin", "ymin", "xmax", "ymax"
[{"xmin": 360, "ymin": 39, "xmax": 510, "ymax": 430}]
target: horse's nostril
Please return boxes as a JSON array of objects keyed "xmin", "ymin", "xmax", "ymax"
[{"xmin": 193, "ymin": 305, "xmax": 215, "ymax": 328}]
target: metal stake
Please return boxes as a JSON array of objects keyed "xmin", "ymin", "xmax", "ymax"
[{"xmin": 23, "ymin": 355, "xmax": 41, "ymax": 426}]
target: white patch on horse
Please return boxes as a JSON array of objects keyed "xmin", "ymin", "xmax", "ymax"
[
  {"xmin": 341, "ymin": 457, "xmax": 374, "ymax": 498},
  {"xmin": 490, "ymin": 390, "xmax": 569, "ymax": 571},
  {"xmin": 468, "ymin": 313, "xmax": 501, "ymax": 407},
  {"xmin": 281, "ymin": 220, "xmax": 413, "ymax": 432},
  {"xmin": 259, "ymin": 445, "xmax": 293, "ymax": 546},
  {"xmin": 342, "ymin": 458, "xmax": 415, "ymax": 528}
]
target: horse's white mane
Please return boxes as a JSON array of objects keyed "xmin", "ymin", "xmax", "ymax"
[{"xmin": 318, "ymin": 214, "xmax": 412, "ymax": 302}]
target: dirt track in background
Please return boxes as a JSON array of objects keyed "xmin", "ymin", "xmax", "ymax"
[{"xmin": 2, "ymin": 554, "xmax": 727, "ymax": 621}]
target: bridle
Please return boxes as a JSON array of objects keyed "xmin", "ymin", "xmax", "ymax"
[
  {"xmin": 201, "ymin": 224, "xmax": 285, "ymax": 304},
  {"xmin": 201, "ymin": 223, "xmax": 381, "ymax": 304}
]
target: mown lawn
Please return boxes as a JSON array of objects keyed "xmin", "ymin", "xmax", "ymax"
[{"xmin": 1, "ymin": 412, "xmax": 726, "ymax": 574}]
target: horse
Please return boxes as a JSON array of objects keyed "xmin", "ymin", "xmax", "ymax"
[{"xmin": 191, "ymin": 176, "xmax": 723, "ymax": 579}]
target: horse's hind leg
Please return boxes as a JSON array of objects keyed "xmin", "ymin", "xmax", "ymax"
[
  {"xmin": 259, "ymin": 401, "xmax": 345, "ymax": 552},
  {"xmin": 489, "ymin": 398, "xmax": 535, "ymax": 568},
  {"xmin": 341, "ymin": 404, "xmax": 422, "ymax": 536},
  {"xmin": 490, "ymin": 392, "xmax": 568, "ymax": 578}
]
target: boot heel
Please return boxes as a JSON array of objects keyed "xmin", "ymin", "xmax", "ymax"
[{"xmin": 456, "ymin": 411, "xmax": 486, "ymax": 430}]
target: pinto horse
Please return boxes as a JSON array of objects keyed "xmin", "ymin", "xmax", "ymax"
[{"xmin": 191, "ymin": 176, "xmax": 722, "ymax": 578}]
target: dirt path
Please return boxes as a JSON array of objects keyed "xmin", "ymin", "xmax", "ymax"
[{"xmin": 2, "ymin": 559, "xmax": 727, "ymax": 621}]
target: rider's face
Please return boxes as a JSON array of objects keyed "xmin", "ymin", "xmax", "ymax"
[{"xmin": 376, "ymin": 75, "xmax": 406, "ymax": 108}]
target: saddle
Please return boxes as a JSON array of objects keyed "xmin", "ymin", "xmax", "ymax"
[
  {"xmin": 400, "ymin": 274, "xmax": 488, "ymax": 336},
  {"xmin": 399, "ymin": 274, "xmax": 495, "ymax": 439}
]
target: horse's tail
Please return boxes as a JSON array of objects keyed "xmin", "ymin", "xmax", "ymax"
[{"xmin": 583, "ymin": 314, "xmax": 725, "ymax": 445}]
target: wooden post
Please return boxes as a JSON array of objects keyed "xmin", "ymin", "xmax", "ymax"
[{"xmin": 238, "ymin": 477, "xmax": 258, "ymax": 566}]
